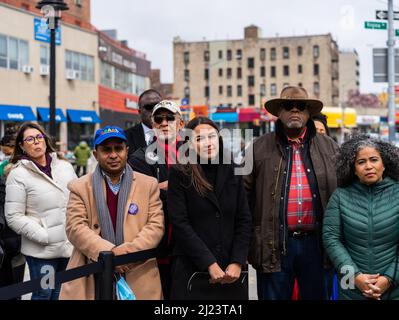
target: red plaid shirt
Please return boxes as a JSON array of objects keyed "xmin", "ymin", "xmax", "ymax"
[{"xmin": 286, "ymin": 128, "xmax": 315, "ymax": 231}]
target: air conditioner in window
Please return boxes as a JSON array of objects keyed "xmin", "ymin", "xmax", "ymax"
[
  {"xmin": 40, "ymin": 65, "xmax": 50, "ymax": 76},
  {"xmin": 66, "ymin": 69, "xmax": 79, "ymax": 80},
  {"xmin": 22, "ymin": 65, "xmax": 34, "ymax": 74}
]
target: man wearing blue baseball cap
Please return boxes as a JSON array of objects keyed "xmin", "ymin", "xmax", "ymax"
[{"xmin": 60, "ymin": 125, "xmax": 165, "ymax": 300}]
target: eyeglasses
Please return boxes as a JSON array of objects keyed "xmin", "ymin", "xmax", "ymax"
[
  {"xmin": 23, "ymin": 134, "xmax": 45, "ymax": 145},
  {"xmin": 142, "ymin": 103, "xmax": 158, "ymax": 111},
  {"xmin": 153, "ymin": 114, "xmax": 176, "ymax": 124},
  {"xmin": 281, "ymin": 101, "xmax": 308, "ymax": 112}
]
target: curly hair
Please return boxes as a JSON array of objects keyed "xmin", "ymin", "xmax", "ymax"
[{"xmin": 336, "ymin": 134, "xmax": 399, "ymax": 187}]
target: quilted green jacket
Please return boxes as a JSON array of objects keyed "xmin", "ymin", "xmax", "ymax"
[{"xmin": 323, "ymin": 177, "xmax": 399, "ymax": 300}]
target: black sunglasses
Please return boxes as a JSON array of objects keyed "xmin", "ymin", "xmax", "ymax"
[
  {"xmin": 281, "ymin": 101, "xmax": 308, "ymax": 112},
  {"xmin": 153, "ymin": 114, "xmax": 176, "ymax": 124},
  {"xmin": 142, "ymin": 103, "xmax": 158, "ymax": 111}
]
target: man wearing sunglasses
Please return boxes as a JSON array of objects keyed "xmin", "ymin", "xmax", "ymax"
[
  {"xmin": 245, "ymin": 86, "xmax": 339, "ymax": 300},
  {"xmin": 128, "ymin": 100, "xmax": 184, "ymax": 299},
  {"xmin": 124, "ymin": 89, "xmax": 162, "ymax": 158}
]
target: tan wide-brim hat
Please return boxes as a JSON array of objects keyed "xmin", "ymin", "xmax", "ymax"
[{"xmin": 265, "ymin": 86, "xmax": 323, "ymax": 117}]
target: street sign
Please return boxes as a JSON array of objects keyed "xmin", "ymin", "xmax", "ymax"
[
  {"xmin": 396, "ymin": 29, "xmax": 399, "ymax": 37},
  {"xmin": 365, "ymin": 21, "xmax": 387, "ymax": 30},
  {"xmin": 376, "ymin": 10, "xmax": 399, "ymax": 20},
  {"xmin": 373, "ymin": 48, "xmax": 399, "ymax": 82},
  {"xmin": 181, "ymin": 98, "xmax": 189, "ymax": 106}
]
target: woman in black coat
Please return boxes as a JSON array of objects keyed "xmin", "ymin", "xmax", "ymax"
[{"xmin": 167, "ymin": 117, "xmax": 252, "ymax": 300}]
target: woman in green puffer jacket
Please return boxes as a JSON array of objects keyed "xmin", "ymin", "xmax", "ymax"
[{"xmin": 323, "ymin": 135, "xmax": 399, "ymax": 300}]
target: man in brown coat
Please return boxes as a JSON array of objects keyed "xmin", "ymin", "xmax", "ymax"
[
  {"xmin": 245, "ymin": 86, "xmax": 339, "ymax": 300},
  {"xmin": 60, "ymin": 126, "xmax": 164, "ymax": 300}
]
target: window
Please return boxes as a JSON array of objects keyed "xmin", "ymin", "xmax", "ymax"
[
  {"xmin": 227, "ymin": 85, "xmax": 232, "ymax": 97},
  {"xmin": 313, "ymin": 45, "xmax": 320, "ymax": 58},
  {"xmin": 204, "ymin": 50, "xmax": 210, "ymax": 62},
  {"xmin": 248, "ymin": 95, "xmax": 255, "ymax": 106},
  {"xmin": 260, "ymin": 48, "xmax": 266, "ymax": 61},
  {"xmin": 236, "ymin": 49, "xmax": 242, "ymax": 60},
  {"xmin": 219, "ymin": 86, "xmax": 223, "ymax": 95},
  {"xmin": 314, "ymin": 64, "xmax": 319, "ymax": 76},
  {"xmin": 248, "ymin": 57, "xmax": 254, "ymax": 69},
  {"xmin": 270, "ymin": 48, "xmax": 276, "ymax": 61},
  {"xmin": 237, "ymin": 67, "xmax": 242, "ymax": 79},
  {"xmin": 184, "ymin": 86, "xmax": 190, "ymax": 98},
  {"xmin": 271, "ymin": 66, "xmax": 276, "ymax": 78},
  {"xmin": 205, "ymin": 86, "xmax": 209, "ymax": 98},
  {"xmin": 19, "ymin": 40, "xmax": 28, "ymax": 69},
  {"xmin": 65, "ymin": 50, "xmax": 95, "ymax": 82},
  {"xmin": 298, "ymin": 64, "xmax": 303, "ymax": 74},
  {"xmin": 260, "ymin": 66, "xmax": 266, "ymax": 77},
  {"xmin": 297, "ymin": 46, "xmax": 303, "ymax": 56},
  {"xmin": 237, "ymin": 85, "xmax": 242, "ymax": 97},
  {"xmin": 184, "ymin": 69, "xmax": 190, "ymax": 81},
  {"xmin": 283, "ymin": 47, "xmax": 289, "ymax": 59},
  {"xmin": 100, "ymin": 61, "xmax": 113, "ymax": 88},
  {"xmin": 227, "ymin": 68, "xmax": 232, "ymax": 79},
  {"xmin": 40, "ymin": 44, "xmax": 50, "ymax": 66},
  {"xmin": 0, "ymin": 34, "xmax": 7, "ymax": 68},
  {"xmin": 271, "ymin": 84, "xmax": 277, "ymax": 96},
  {"xmin": 0, "ymin": 34, "xmax": 29, "ymax": 71},
  {"xmin": 9, "ymin": 37, "xmax": 18, "ymax": 70},
  {"xmin": 218, "ymin": 68, "xmax": 223, "ymax": 77},
  {"xmin": 218, "ymin": 50, "xmax": 223, "ymax": 59},
  {"xmin": 227, "ymin": 49, "xmax": 232, "ymax": 61},
  {"xmin": 283, "ymin": 65, "xmax": 289, "ymax": 76},
  {"xmin": 184, "ymin": 51, "xmax": 190, "ymax": 64},
  {"xmin": 115, "ymin": 68, "xmax": 132, "ymax": 93},
  {"xmin": 260, "ymin": 84, "xmax": 266, "ymax": 96},
  {"xmin": 204, "ymin": 69, "xmax": 209, "ymax": 80},
  {"xmin": 248, "ymin": 76, "xmax": 255, "ymax": 87},
  {"xmin": 314, "ymin": 82, "xmax": 320, "ymax": 95}
]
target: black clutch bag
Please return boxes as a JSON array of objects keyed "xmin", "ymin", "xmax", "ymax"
[{"xmin": 186, "ymin": 271, "xmax": 248, "ymax": 300}]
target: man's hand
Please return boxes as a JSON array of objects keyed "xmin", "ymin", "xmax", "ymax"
[
  {"xmin": 112, "ymin": 245, "xmax": 132, "ymax": 274},
  {"xmin": 159, "ymin": 181, "xmax": 168, "ymax": 191},
  {"xmin": 222, "ymin": 263, "xmax": 242, "ymax": 284},
  {"xmin": 208, "ymin": 263, "xmax": 226, "ymax": 284}
]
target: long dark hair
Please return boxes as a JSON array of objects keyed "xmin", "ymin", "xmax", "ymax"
[
  {"xmin": 178, "ymin": 116, "xmax": 221, "ymax": 197},
  {"xmin": 11, "ymin": 122, "xmax": 56, "ymax": 164}
]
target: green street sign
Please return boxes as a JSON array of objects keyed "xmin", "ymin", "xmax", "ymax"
[
  {"xmin": 396, "ymin": 29, "xmax": 399, "ymax": 37},
  {"xmin": 365, "ymin": 21, "xmax": 387, "ymax": 30}
]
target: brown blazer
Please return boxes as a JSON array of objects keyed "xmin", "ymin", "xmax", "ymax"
[{"xmin": 60, "ymin": 170, "xmax": 164, "ymax": 300}]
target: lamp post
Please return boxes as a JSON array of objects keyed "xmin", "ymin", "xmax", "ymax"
[{"xmin": 36, "ymin": 0, "xmax": 69, "ymax": 143}]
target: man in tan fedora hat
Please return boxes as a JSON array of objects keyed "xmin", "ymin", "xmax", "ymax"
[{"xmin": 245, "ymin": 86, "xmax": 339, "ymax": 300}]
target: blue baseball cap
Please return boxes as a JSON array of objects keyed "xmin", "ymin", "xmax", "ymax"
[{"xmin": 94, "ymin": 126, "xmax": 127, "ymax": 148}]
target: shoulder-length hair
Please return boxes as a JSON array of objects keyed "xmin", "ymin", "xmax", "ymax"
[
  {"xmin": 177, "ymin": 116, "xmax": 221, "ymax": 197},
  {"xmin": 11, "ymin": 122, "xmax": 56, "ymax": 164},
  {"xmin": 336, "ymin": 134, "xmax": 399, "ymax": 187}
]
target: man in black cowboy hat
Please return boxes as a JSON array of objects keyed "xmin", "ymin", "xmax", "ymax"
[{"xmin": 245, "ymin": 86, "xmax": 339, "ymax": 300}]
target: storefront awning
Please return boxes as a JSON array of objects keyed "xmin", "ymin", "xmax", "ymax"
[
  {"xmin": 0, "ymin": 105, "xmax": 37, "ymax": 121},
  {"xmin": 323, "ymin": 107, "xmax": 357, "ymax": 128},
  {"xmin": 67, "ymin": 109, "xmax": 101, "ymax": 124},
  {"xmin": 211, "ymin": 112, "xmax": 238, "ymax": 123},
  {"xmin": 238, "ymin": 108, "xmax": 260, "ymax": 122},
  {"xmin": 37, "ymin": 107, "xmax": 67, "ymax": 123}
]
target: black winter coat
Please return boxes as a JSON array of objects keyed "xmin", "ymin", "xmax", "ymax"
[
  {"xmin": 167, "ymin": 164, "xmax": 252, "ymax": 299},
  {"xmin": 124, "ymin": 123, "xmax": 147, "ymax": 158}
]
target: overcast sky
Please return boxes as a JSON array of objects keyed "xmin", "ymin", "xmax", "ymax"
[{"xmin": 92, "ymin": 0, "xmax": 397, "ymax": 95}]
